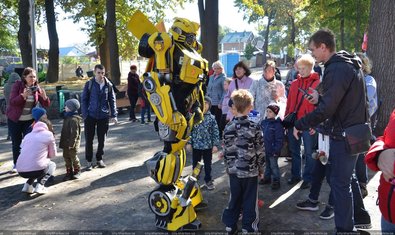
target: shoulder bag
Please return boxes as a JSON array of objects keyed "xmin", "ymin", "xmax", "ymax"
[
  {"xmin": 283, "ymin": 80, "xmax": 314, "ymax": 129},
  {"xmin": 340, "ymin": 70, "xmax": 372, "ymax": 155}
]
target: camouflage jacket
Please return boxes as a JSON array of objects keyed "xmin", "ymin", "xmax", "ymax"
[{"xmin": 223, "ymin": 115, "xmax": 265, "ymax": 178}]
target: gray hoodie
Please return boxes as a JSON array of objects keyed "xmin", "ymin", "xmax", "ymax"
[{"xmin": 4, "ymin": 72, "xmax": 21, "ymax": 104}]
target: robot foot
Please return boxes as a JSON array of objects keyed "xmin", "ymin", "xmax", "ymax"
[
  {"xmin": 180, "ymin": 219, "xmax": 202, "ymax": 231},
  {"xmin": 194, "ymin": 199, "xmax": 208, "ymax": 211}
]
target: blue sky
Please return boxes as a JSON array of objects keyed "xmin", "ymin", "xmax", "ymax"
[{"xmin": 36, "ymin": 0, "xmax": 258, "ymax": 49}]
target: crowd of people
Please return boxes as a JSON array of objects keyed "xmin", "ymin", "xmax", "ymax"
[
  {"xmin": 2, "ymin": 28, "xmax": 394, "ymax": 233},
  {"xmin": 4, "ymin": 65, "xmax": 118, "ymax": 193}
]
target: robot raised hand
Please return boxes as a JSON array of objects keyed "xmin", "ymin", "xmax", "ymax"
[{"xmin": 128, "ymin": 11, "xmax": 208, "ymax": 231}]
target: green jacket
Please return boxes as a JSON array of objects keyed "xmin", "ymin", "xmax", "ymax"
[{"xmin": 59, "ymin": 113, "xmax": 82, "ymax": 149}]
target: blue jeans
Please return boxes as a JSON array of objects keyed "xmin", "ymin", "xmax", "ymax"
[
  {"xmin": 309, "ymin": 159, "xmax": 370, "ymax": 221},
  {"xmin": 288, "ymin": 129, "xmax": 317, "ymax": 182},
  {"xmin": 141, "ymin": 106, "xmax": 151, "ymax": 123},
  {"xmin": 381, "ymin": 216, "xmax": 395, "ymax": 232},
  {"xmin": 329, "ymin": 139, "xmax": 360, "ymax": 232},
  {"xmin": 192, "ymin": 148, "xmax": 212, "ymax": 183},
  {"xmin": 264, "ymin": 154, "xmax": 280, "ymax": 181},
  {"xmin": 309, "ymin": 160, "xmax": 333, "ymax": 206},
  {"xmin": 355, "ymin": 153, "xmax": 368, "ymax": 184}
]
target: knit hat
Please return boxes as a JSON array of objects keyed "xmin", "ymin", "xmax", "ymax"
[
  {"xmin": 204, "ymin": 96, "xmax": 212, "ymax": 110},
  {"xmin": 65, "ymin": 98, "xmax": 80, "ymax": 112},
  {"xmin": 32, "ymin": 107, "xmax": 46, "ymax": 121},
  {"xmin": 267, "ymin": 104, "xmax": 280, "ymax": 115}
]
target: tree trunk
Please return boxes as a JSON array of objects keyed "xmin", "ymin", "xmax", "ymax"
[
  {"xmin": 94, "ymin": 9, "xmax": 110, "ymax": 74},
  {"xmin": 262, "ymin": 11, "xmax": 275, "ymax": 65},
  {"xmin": 340, "ymin": 8, "xmax": 345, "ymax": 50},
  {"xmin": 354, "ymin": 0, "xmax": 361, "ymax": 52},
  {"xmin": 106, "ymin": 0, "xmax": 120, "ymax": 85},
  {"xmin": 45, "ymin": 0, "xmax": 59, "ymax": 83},
  {"xmin": 198, "ymin": 0, "xmax": 219, "ymax": 66},
  {"xmin": 367, "ymin": 1, "xmax": 395, "ymax": 135},
  {"xmin": 18, "ymin": 0, "xmax": 32, "ymax": 68},
  {"xmin": 289, "ymin": 14, "xmax": 296, "ymax": 47}
]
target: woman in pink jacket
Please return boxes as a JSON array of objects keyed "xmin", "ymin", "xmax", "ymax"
[
  {"xmin": 365, "ymin": 109, "xmax": 395, "ymax": 232},
  {"xmin": 16, "ymin": 107, "xmax": 57, "ymax": 194}
]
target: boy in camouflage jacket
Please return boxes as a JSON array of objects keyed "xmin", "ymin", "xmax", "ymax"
[{"xmin": 221, "ymin": 89, "xmax": 264, "ymax": 234}]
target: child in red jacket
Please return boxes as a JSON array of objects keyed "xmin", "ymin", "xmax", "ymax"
[{"xmin": 365, "ymin": 109, "xmax": 395, "ymax": 232}]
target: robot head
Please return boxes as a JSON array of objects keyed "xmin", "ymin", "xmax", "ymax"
[{"xmin": 169, "ymin": 18, "xmax": 200, "ymax": 47}]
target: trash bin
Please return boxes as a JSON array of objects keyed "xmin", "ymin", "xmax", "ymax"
[
  {"xmin": 58, "ymin": 90, "xmax": 82, "ymax": 113},
  {"xmin": 87, "ymin": 70, "xmax": 94, "ymax": 78}
]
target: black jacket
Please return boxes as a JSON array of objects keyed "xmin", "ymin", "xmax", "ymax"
[{"xmin": 295, "ymin": 51, "xmax": 367, "ymax": 136}]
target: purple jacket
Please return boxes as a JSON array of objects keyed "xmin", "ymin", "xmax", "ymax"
[
  {"xmin": 224, "ymin": 76, "xmax": 253, "ymax": 120},
  {"xmin": 6, "ymin": 80, "xmax": 50, "ymax": 122}
]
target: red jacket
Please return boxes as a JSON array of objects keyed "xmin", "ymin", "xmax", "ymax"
[
  {"xmin": 365, "ymin": 109, "xmax": 395, "ymax": 223},
  {"xmin": 6, "ymin": 80, "xmax": 50, "ymax": 122},
  {"xmin": 285, "ymin": 72, "xmax": 320, "ymax": 119}
]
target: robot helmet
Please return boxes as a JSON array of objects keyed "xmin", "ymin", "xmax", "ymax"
[{"xmin": 170, "ymin": 18, "xmax": 200, "ymax": 46}]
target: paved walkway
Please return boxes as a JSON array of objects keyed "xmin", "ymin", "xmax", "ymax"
[{"xmin": 0, "ymin": 113, "xmax": 383, "ymax": 233}]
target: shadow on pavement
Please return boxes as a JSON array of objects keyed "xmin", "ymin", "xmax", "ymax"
[{"xmin": 68, "ymin": 164, "xmax": 148, "ymax": 196}]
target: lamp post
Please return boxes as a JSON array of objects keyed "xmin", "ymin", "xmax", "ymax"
[{"xmin": 30, "ymin": 0, "xmax": 37, "ymax": 71}]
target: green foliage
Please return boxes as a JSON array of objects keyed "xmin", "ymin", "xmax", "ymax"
[
  {"xmin": 244, "ymin": 43, "xmax": 255, "ymax": 60},
  {"xmin": 234, "ymin": 0, "xmax": 369, "ymax": 54},
  {"xmin": 306, "ymin": 0, "xmax": 370, "ymax": 52},
  {"xmin": 0, "ymin": 1, "xmax": 19, "ymax": 55},
  {"xmin": 58, "ymin": 0, "xmax": 191, "ymax": 60},
  {"xmin": 38, "ymin": 71, "xmax": 46, "ymax": 83}
]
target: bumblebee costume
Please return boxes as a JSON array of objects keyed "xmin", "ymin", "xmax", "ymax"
[{"xmin": 128, "ymin": 11, "xmax": 209, "ymax": 231}]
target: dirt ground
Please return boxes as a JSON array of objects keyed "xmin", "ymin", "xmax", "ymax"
[{"xmin": 0, "ymin": 111, "xmax": 383, "ymax": 233}]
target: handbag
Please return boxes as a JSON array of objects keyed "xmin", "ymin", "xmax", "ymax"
[
  {"xmin": 228, "ymin": 79, "xmax": 239, "ymax": 107},
  {"xmin": 343, "ymin": 123, "xmax": 372, "ymax": 155},
  {"xmin": 283, "ymin": 80, "xmax": 315, "ymax": 129},
  {"xmin": 282, "ymin": 112, "xmax": 297, "ymax": 129},
  {"xmin": 340, "ymin": 69, "xmax": 372, "ymax": 155}
]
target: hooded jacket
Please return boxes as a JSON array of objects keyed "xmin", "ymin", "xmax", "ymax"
[
  {"xmin": 295, "ymin": 51, "xmax": 367, "ymax": 136},
  {"xmin": 16, "ymin": 121, "xmax": 57, "ymax": 172},
  {"xmin": 285, "ymin": 72, "xmax": 320, "ymax": 120},
  {"xmin": 59, "ymin": 112, "xmax": 82, "ymax": 149},
  {"xmin": 365, "ymin": 109, "xmax": 395, "ymax": 224},
  {"xmin": 261, "ymin": 117, "xmax": 284, "ymax": 156},
  {"xmin": 189, "ymin": 111, "xmax": 220, "ymax": 150},
  {"xmin": 4, "ymin": 72, "xmax": 20, "ymax": 104}
]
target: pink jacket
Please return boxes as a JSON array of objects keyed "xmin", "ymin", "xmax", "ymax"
[
  {"xmin": 16, "ymin": 121, "xmax": 57, "ymax": 172},
  {"xmin": 6, "ymin": 80, "xmax": 50, "ymax": 122}
]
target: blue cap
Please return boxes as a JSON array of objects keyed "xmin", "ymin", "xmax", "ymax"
[{"xmin": 32, "ymin": 107, "xmax": 46, "ymax": 121}]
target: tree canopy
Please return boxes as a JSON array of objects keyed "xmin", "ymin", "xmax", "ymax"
[
  {"xmin": 234, "ymin": 0, "xmax": 370, "ymax": 57},
  {"xmin": 0, "ymin": 1, "xmax": 19, "ymax": 55}
]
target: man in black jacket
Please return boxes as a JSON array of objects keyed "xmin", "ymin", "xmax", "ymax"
[{"xmin": 293, "ymin": 29, "xmax": 370, "ymax": 232}]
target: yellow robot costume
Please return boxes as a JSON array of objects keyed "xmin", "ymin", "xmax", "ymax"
[{"xmin": 128, "ymin": 11, "xmax": 209, "ymax": 231}]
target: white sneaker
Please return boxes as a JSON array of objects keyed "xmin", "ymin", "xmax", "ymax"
[
  {"xmin": 21, "ymin": 183, "xmax": 34, "ymax": 193},
  {"xmin": 33, "ymin": 183, "xmax": 47, "ymax": 194},
  {"xmin": 11, "ymin": 165, "xmax": 17, "ymax": 173}
]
